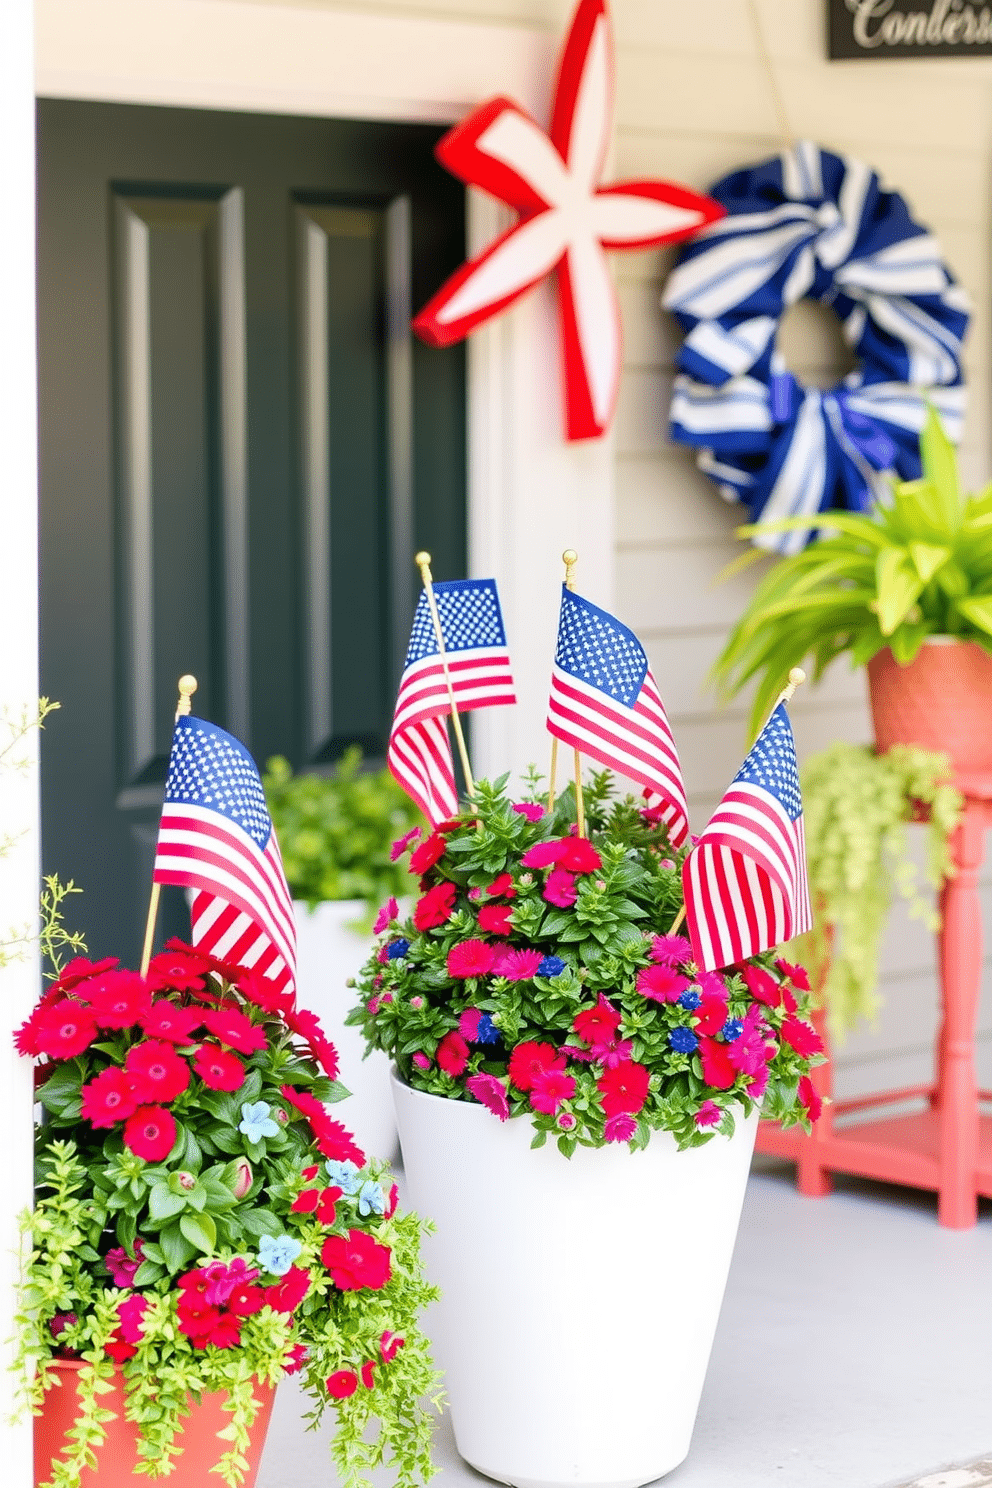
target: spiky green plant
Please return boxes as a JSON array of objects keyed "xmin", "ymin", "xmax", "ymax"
[{"xmin": 713, "ymin": 410, "xmax": 992, "ymax": 738}]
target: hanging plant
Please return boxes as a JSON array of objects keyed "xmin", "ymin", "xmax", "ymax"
[{"xmin": 793, "ymin": 742, "xmax": 962, "ymax": 1037}]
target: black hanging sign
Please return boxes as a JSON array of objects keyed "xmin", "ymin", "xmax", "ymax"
[{"xmin": 828, "ymin": 0, "xmax": 992, "ymax": 57}]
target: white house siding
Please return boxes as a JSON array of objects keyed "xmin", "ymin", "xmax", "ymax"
[{"xmin": 44, "ymin": 0, "xmax": 992, "ymax": 1092}]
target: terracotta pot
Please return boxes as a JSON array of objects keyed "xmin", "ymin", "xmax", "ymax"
[
  {"xmin": 34, "ymin": 1360, "xmax": 275, "ymax": 1487},
  {"xmin": 867, "ymin": 638, "xmax": 992, "ymax": 777}
]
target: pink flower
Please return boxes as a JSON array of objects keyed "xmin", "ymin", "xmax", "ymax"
[
  {"xmin": 409, "ymin": 833, "xmax": 446, "ymax": 874},
  {"xmin": 194, "ymin": 1042, "xmax": 246, "ymax": 1092},
  {"xmin": 521, "ymin": 840, "xmax": 563, "ymax": 869},
  {"xmin": 529, "ymin": 1067, "xmax": 576, "ymax": 1114},
  {"xmin": 140, "ymin": 1001, "xmax": 201, "ymax": 1044},
  {"xmin": 694, "ymin": 1100, "xmax": 721, "ymax": 1128},
  {"xmin": 34, "ymin": 1000, "xmax": 99, "ymax": 1059},
  {"xmin": 361, "ymin": 1360, "xmax": 377, "ymax": 1390},
  {"xmin": 557, "ymin": 1111, "xmax": 577, "ymax": 1131},
  {"xmin": 327, "ymin": 1370, "xmax": 359, "ymax": 1398},
  {"xmin": 123, "ymin": 1106, "xmax": 177, "ymax": 1162},
  {"xmin": 125, "ymin": 1039, "xmax": 191, "ymax": 1103},
  {"xmin": 458, "ymin": 1008, "xmax": 484, "ymax": 1040},
  {"xmin": 491, "ymin": 947, "xmax": 543, "ymax": 981},
  {"xmin": 573, "ymin": 995, "xmax": 622, "ymax": 1046},
  {"xmin": 556, "ymin": 838, "xmax": 602, "ymax": 873},
  {"xmin": 485, "ymin": 872, "xmax": 517, "ymax": 899},
  {"xmin": 512, "ymin": 803, "xmax": 544, "ymax": 822},
  {"xmin": 201, "ymin": 1006, "xmax": 267, "ymax": 1055},
  {"xmin": 650, "ymin": 934, "xmax": 693, "ymax": 966},
  {"xmin": 105, "ymin": 1239, "xmax": 145, "ymax": 1288},
  {"xmin": 604, "ymin": 1112, "xmax": 637, "ymax": 1143},
  {"xmin": 775, "ymin": 957, "xmax": 811, "ymax": 992},
  {"xmin": 478, "ymin": 903, "xmax": 513, "ymax": 936},
  {"xmin": 747, "ymin": 1063, "xmax": 771, "ymax": 1102},
  {"xmin": 508, "ymin": 1041, "xmax": 564, "ymax": 1092},
  {"xmin": 116, "ymin": 1293, "xmax": 150, "ymax": 1345},
  {"xmin": 86, "ymin": 971, "xmax": 153, "ymax": 1029},
  {"xmin": 636, "ymin": 965, "xmax": 689, "ymax": 1003},
  {"xmin": 466, "ymin": 1072, "xmax": 510, "ymax": 1121},
  {"xmin": 781, "ymin": 1016, "xmax": 824, "ymax": 1058},
  {"xmin": 81, "ymin": 1068, "xmax": 139, "ymax": 1128},
  {"xmin": 447, "ymin": 940, "xmax": 495, "ymax": 979},
  {"xmin": 373, "ymin": 898, "xmax": 400, "ymax": 935},
  {"xmin": 741, "ymin": 965, "xmax": 783, "ymax": 1008},
  {"xmin": 798, "ymin": 1075, "xmax": 823, "ymax": 1122},
  {"xmin": 380, "ymin": 1331, "xmax": 405, "ymax": 1363},
  {"xmin": 414, "ymin": 881, "xmax": 457, "ymax": 930},
  {"xmin": 694, "ymin": 983, "xmax": 730, "ymax": 1035},
  {"xmin": 436, "ymin": 1031, "xmax": 470, "ymax": 1076},
  {"xmin": 591, "ymin": 1037, "xmax": 634, "ymax": 1069},
  {"xmin": 543, "ymin": 868, "xmax": 577, "ymax": 907},
  {"xmin": 412, "ymin": 1052, "xmax": 432, "ymax": 1071},
  {"xmin": 283, "ymin": 1344, "xmax": 308, "ymax": 1375},
  {"xmin": 390, "ymin": 827, "xmax": 421, "ymax": 861}
]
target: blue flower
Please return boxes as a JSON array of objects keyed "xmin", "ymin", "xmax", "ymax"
[
  {"xmin": 357, "ymin": 1180, "xmax": 385, "ymax": 1216},
  {"xmin": 325, "ymin": 1159, "xmax": 362, "ymax": 1195},
  {"xmin": 721, "ymin": 1019, "xmax": 744, "ymax": 1043},
  {"xmin": 476, "ymin": 1013, "xmax": 500, "ymax": 1044},
  {"xmin": 238, "ymin": 1101, "xmax": 280, "ymax": 1143},
  {"xmin": 387, "ymin": 938, "xmax": 410, "ymax": 960},
  {"xmin": 669, "ymin": 1026, "xmax": 699, "ymax": 1055},
  {"xmin": 678, "ymin": 989, "xmax": 702, "ymax": 1011},
  {"xmin": 257, "ymin": 1233, "xmax": 303, "ymax": 1277},
  {"xmin": 537, "ymin": 956, "xmax": 566, "ymax": 978}
]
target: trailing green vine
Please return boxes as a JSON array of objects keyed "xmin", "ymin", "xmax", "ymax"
[{"xmin": 791, "ymin": 743, "xmax": 962, "ymax": 1038}]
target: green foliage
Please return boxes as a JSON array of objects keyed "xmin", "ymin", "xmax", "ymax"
[
  {"xmin": 350, "ymin": 774, "xmax": 823, "ymax": 1152},
  {"xmin": 712, "ymin": 409, "xmax": 992, "ymax": 738},
  {"xmin": 791, "ymin": 742, "xmax": 962, "ymax": 1039},
  {"xmin": 263, "ymin": 748, "xmax": 421, "ymax": 915}
]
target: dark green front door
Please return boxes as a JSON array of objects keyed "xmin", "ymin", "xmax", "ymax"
[{"xmin": 37, "ymin": 100, "xmax": 466, "ymax": 963}]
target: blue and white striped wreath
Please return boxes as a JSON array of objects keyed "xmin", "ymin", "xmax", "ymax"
[{"xmin": 662, "ymin": 141, "xmax": 971, "ymax": 553}]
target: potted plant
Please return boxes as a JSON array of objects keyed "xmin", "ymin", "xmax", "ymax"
[
  {"xmin": 263, "ymin": 748, "xmax": 421, "ymax": 1158},
  {"xmin": 348, "ymin": 773, "xmax": 823, "ymax": 1488},
  {"xmin": 711, "ymin": 408, "xmax": 992, "ymax": 772},
  {"xmin": 796, "ymin": 741, "xmax": 962, "ymax": 1039},
  {"xmin": 12, "ymin": 941, "xmax": 439, "ymax": 1488}
]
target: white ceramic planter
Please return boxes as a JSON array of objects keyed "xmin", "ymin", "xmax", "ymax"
[
  {"xmin": 293, "ymin": 901, "xmax": 398, "ymax": 1163},
  {"xmin": 393, "ymin": 1073, "xmax": 758, "ymax": 1488}
]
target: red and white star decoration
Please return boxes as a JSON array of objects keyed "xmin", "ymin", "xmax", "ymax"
[{"xmin": 412, "ymin": 0, "xmax": 725, "ymax": 441}]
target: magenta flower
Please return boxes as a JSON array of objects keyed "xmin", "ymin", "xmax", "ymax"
[
  {"xmin": 557, "ymin": 1111, "xmax": 577, "ymax": 1131},
  {"xmin": 373, "ymin": 897, "xmax": 399, "ymax": 935},
  {"xmin": 412, "ymin": 1052, "xmax": 432, "ymax": 1071},
  {"xmin": 512, "ymin": 802, "xmax": 545, "ymax": 822},
  {"xmin": 105, "ymin": 1238, "xmax": 145, "ymax": 1288},
  {"xmin": 590, "ymin": 1037, "xmax": 634, "ymax": 1069},
  {"xmin": 649, "ymin": 934, "xmax": 693, "ymax": 966},
  {"xmin": 447, "ymin": 940, "xmax": 496, "ymax": 979},
  {"xmin": 746, "ymin": 1063, "xmax": 771, "ymax": 1101},
  {"xmin": 492, "ymin": 947, "xmax": 543, "ymax": 982},
  {"xmin": 529, "ymin": 1067, "xmax": 576, "ymax": 1115},
  {"xmin": 694, "ymin": 1100, "xmax": 721, "ymax": 1129},
  {"xmin": 202, "ymin": 1257, "xmax": 260, "ymax": 1306},
  {"xmin": 603, "ymin": 1112, "xmax": 637, "ymax": 1143},
  {"xmin": 466, "ymin": 1072, "xmax": 510, "ymax": 1121},
  {"xmin": 636, "ymin": 964, "xmax": 690, "ymax": 1003},
  {"xmin": 390, "ymin": 827, "xmax": 421, "ymax": 861},
  {"xmin": 543, "ymin": 868, "xmax": 577, "ymax": 907}
]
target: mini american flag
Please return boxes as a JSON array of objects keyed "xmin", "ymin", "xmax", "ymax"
[
  {"xmin": 152, "ymin": 716, "xmax": 296, "ymax": 994},
  {"xmin": 682, "ymin": 703, "xmax": 812, "ymax": 972},
  {"xmin": 547, "ymin": 586, "xmax": 689, "ymax": 847},
  {"xmin": 388, "ymin": 578, "xmax": 516, "ymax": 824}
]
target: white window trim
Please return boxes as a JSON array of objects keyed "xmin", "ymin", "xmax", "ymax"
[{"xmin": 36, "ymin": 0, "xmax": 617, "ymax": 783}]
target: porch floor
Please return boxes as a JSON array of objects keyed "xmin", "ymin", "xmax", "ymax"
[{"xmin": 257, "ymin": 1156, "xmax": 992, "ymax": 1488}]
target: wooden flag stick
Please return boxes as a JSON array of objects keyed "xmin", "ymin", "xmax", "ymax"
[
  {"xmin": 546, "ymin": 548, "xmax": 586, "ymax": 834},
  {"xmin": 668, "ymin": 667, "xmax": 807, "ymax": 938},
  {"xmin": 139, "ymin": 674, "xmax": 198, "ymax": 976},
  {"xmin": 415, "ymin": 551, "xmax": 475, "ymax": 799}
]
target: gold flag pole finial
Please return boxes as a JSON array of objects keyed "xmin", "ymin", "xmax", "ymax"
[
  {"xmin": 415, "ymin": 552, "xmax": 475, "ymax": 801},
  {"xmin": 547, "ymin": 549, "xmax": 585, "ymax": 836},
  {"xmin": 139, "ymin": 675, "xmax": 199, "ymax": 976},
  {"xmin": 668, "ymin": 666, "xmax": 807, "ymax": 938}
]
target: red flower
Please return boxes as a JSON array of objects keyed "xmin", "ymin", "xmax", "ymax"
[
  {"xmin": 477, "ymin": 903, "xmax": 513, "ymax": 936},
  {"xmin": 284, "ymin": 1344, "xmax": 308, "ymax": 1375},
  {"xmin": 280, "ymin": 1085, "xmax": 366, "ymax": 1166},
  {"xmin": 694, "ymin": 985, "xmax": 730, "ymax": 1037},
  {"xmin": 125, "ymin": 1039, "xmax": 190, "ymax": 1103},
  {"xmin": 361, "ymin": 1361, "xmax": 376, "ymax": 1390},
  {"xmin": 203, "ymin": 1312, "xmax": 244, "ymax": 1350},
  {"xmin": 508, "ymin": 1041, "xmax": 564, "ymax": 1093},
  {"xmin": 123, "ymin": 1105, "xmax": 177, "ymax": 1162},
  {"xmin": 316, "ymin": 1187, "xmax": 341, "ymax": 1225},
  {"xmin": 573, "ymin": 996, "xmax": 622, "ymax": 1047},
  {"xmin": 176, "ymin": 1299, "xmax": 222, "ymax": 1344},
  {"xmin": 636, "ymin": 965, "xmax": 690, "ymax": 1003},
  {"xmin": 141, "ymin": 1001, "xmax": 201, "ymax": 1044},
  {"xmin": 597, "ymin": 1060, "xmax": 650, "ymax": 1117},
  {"xmin": 14, "ymin": 1003, "xmax": 51, "ymax": 1058},
  {"xmin": 436, "ymin": 1031, "xmax": 470, "ymax": 1076},
  {"xmin": 201, "ymin": 1006, "xmax": 267, "ymax": 1054},
  {"xmin": 797, "ymin": 1075, "xmax": 823, "ymax": 1122},
  {"xmin": 286, "ymin": 1008, "xmax": 340, "ymax": 1080},
  {"xmin": 322, "ymin": 1230, "xmax": 392, "ymax": 1291},
  {"xmin": 409, "ymin": 833, "xmax": 446, "ymax": 873},
  {"xmin": 265, "ymin": 1265, "xmax": 311, "ymax": 1314},
  {"xmin": 227, "ymin": 1282, "xmax": 266, "ymax": 1318},
  {"xmin": 543, "ymin": 868, "xmax": 578, "ymax": 907},
  {"xmin": 81, "ymin": 1068, "xmax": 139, "ymax": 1128},
  {"xmin": 54, "ymin": 956, "xmax": 119, "ymax": 993},
  {"xmin": 380, "ymin": 1331, "xmax": 405, "ymax": 1362},
  {"xmin": 34, "ymin": 1000, "xmax": 99, "ymax": 1060},
  {"xmin": 292, "ymin": 1187, "xmax": 320, "ymax": 1214},
  {"xmin": 698, "ymin": 1037, "xmax": 737, "ymax": 1090},
  {"xmin": 781, "ymin": 1017, "xmax": 824, "ymax": 1058},
  {"xmin": 530, "ymin": 1067, "xmax": 576, "ymax": 1114},
  {"xmin": 238, "ymin": 965, "xmax": 295, "ymax": 1017},
  {"xmin": 520, "ymin": 840, "xmax": 562, "ymax": 869},
  {"xmin": 447, "ymin": 939, "xmax": 495, "ymax": 979},
  {"xmin": 556, "ymin": 837, "xmax": 602, "ymax": 873},
  {"xmin": 485, "ymin": 872, "xmax": 517, "ymax": 899},
  {"xmin": 116, "ymin": 1293, "xmax": 150, "ymax": 1344},
  {"xmin": 776, "ymin": 957, "xmax": 811, "ymax": 992},
  {"xmin": 86, "ymin": 971, "xmax": 153, "ymax": 1029},
  {"xmin": 465, "ymin": 1071, "xmax": 510, "ymax": 1120},
  {"xmin": 741, "ymin": 965, "xmax": 783, "ymax": 1008},
  {"xmin": 104, "ymin": 1333, "xmax": 138, "ymax": 1364},
  {"xmin": 384, "ymin": 1183, "xmax": 398, "ymax": 1219},
  {"xmin": 302, "ymin": 1164, "xmax": 320, "ymax": 1181},
  {"xmin": 193, "ymin": 1041, "xmax": 246, "ymax": 1091},
  {"xmin": 146, "ymin": 951, "xmax": 207, "ymax": 993},
  {"xmin": 413, "ymin": 881, "xmax": 457, "ymax": 931},
  {"xmin": 327, "ymin": 1370, "xmax": 359, "ymax": 1398}
]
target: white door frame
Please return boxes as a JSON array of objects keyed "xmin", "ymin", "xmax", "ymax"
[{"xmin": 35, "ymin": 0, "xmax": 617, "ymax": 781}]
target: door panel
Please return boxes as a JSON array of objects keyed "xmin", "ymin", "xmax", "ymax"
[{"xmin": 38, "ymin": 101, "xmax": 466, "ymax": 963}]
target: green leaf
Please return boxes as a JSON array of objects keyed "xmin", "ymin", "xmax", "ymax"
[
  {"xmin": 954, "ymin": 594, "xmax": 992, "ymax": 638},
  {"xmin": 148, "ymin": 1184, "xmax": 186, "ymax": 1223},
  {"xmin": 908, "ymin": 542, "xmax": 951, "ymax": 582},
  {"xmin": 179, "ymin": 1211, "xmax": 217, "ymax": 1254},
  {"xmin": 875, "ymin": 549, "xmax": 924, "ymax": 636},
  {"xmin": 37, "ymin": 1065, "xmax": 82, "ymax": 1115},
  {"xmin": 159, "ymin": 1222, "xmax": 197, "ymax": 1273},
  {"xmin": 240, "ymin": 1208, "xmax": 282, "ymax": 1238},
  {"xmin": 132, "ymin": 1260, "xmax": 165, "ymax": 1286},
  {"xmin": 918, "ymin": 405, "xmax": 962, "ymax": 532}
]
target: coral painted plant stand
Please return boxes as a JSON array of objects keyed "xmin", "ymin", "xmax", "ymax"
[{"xmin": 755, "ymin": 774, "xmax": 992, "ymax": 1229}]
